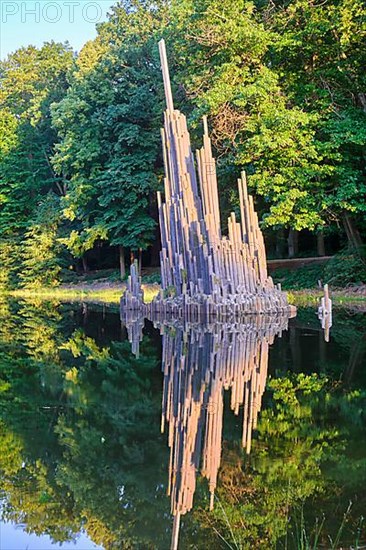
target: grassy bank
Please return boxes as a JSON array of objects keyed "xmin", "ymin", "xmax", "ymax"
[
  {"xmin": 2, "ymin": 284, "xmax": 366, "ymax": 309},
  {"xmin": 288, "ymin": 283, "xmax": 366, "ymax": 307},
  {"xmin": 287, "ymin": 289, "xmax": 366, "ymax": 308},
  {"xmin": 2, "ymin": 283, "xmax": 160, "ymax": 305}
]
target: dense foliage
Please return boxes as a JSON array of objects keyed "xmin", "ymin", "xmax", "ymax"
[
  {"xmin": 0, "ymin": 0, "xmax": 365, "ymax": 288},
  {"xmin": 272, "ymin": 250, "xmax": 366, "ymax": 289}
]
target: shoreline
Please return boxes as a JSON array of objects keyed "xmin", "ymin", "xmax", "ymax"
[{"xmin": 1, "ymin": 283, "xmax": 366, "ymax": 309}]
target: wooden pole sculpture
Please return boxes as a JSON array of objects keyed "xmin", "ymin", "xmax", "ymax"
[
  {"xmin": 121, "ymin": 40, "xmax": 296, "ymax": 319},
  {"xmin": 120, "ymin": 41, "xmax": 298, "ymax": 547}
]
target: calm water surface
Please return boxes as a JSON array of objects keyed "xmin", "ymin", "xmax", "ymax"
[{"xmin": 0, "ymin": 298, "xmax": 365, "ymax": 549}]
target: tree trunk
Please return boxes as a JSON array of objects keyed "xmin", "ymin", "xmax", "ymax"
[
  {"xmin": 150, "ymin": 225, "xmax": 162, "ymax": 266},
  {"xmin": 119, "ymin": 245, "xmax": 126, "ymax": 280},
  {"xmin": 342, "ymin": 214, "xmax": 363, "ymax": 253},
  {"xmin": 319, "ymin": 330, "xmax": 326, "ymax": 371},
  {"xmin": 130, "ymin": 250, "xmax": 135, "ymax": 265},
  {"xmin": 82, "ymin": 254, "xmax": 88, "ymax": 273},
  {"xmin": 317, "ymin": 232, "xmax": 326, "ymax": 256},
  {"xmin": 97, "ymin": 243, "xmax": 101, "ymax": 270},
  {"xmin": 275, "ymin": 227, "xmax": 286, "ymax": 258},
  {"xmin": 82, "ymin": 303, "xmax": 88, "ymax": 325},
  {"xmin": 289, "ymin": 324, "xmax": 301, "ymax": 372},
  {"xmin": 287, "ymin": 229, "xmax": 298, "ymax": 258},
  {"xmin": 345, "ymin": 337, "xmax": 365, "ymax": 384}
]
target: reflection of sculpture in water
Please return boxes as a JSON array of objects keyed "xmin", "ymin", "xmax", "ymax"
[
  {"xmin": 159, "ymin": 317, "xmax": 289, "ymax": 549},
  {"xmin": 123, "ymin": 314, "xmax": 290, "ymax": 550}
]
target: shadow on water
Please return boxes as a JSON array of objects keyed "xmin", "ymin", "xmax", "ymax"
[{"xmin": 0, "ymin": 296, "xmax": 365, "ymax": 549}]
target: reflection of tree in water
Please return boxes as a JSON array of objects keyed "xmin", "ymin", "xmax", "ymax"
[
  {"xmin": 186, "ymin": 371, "xmax": 366, "ymax": 549},
  {"xmin": 134, "ymin": 312, "xmax": 365, "ymax": 549},
  {"xmin": 272, "ymin": 307, "xmax": 366, "ymax": 387},
  {"xmin": 0, "ymin": 298, "xmax": 172, "ymax": 549}
]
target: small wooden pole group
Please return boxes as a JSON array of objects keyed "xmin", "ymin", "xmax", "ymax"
[{"xmin": 318, "ymin": 283, "xmax": 332, "ymax": 342}]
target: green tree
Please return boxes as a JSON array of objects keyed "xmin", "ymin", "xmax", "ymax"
[
  {"xmin": 161, "ymin": 0, "xmax": 329, "ymax": 232},
  {"xmin": 257, "ymin": 0, "xmax": 366, "ymax": 246},
  {"xmin": 0, "ymin": 42, "xmax": 73, "ymax": 288},
  {"xmin": 52, "ymin": 2, "xmax": 167, "ymax": 277},
  {"xmin": 188, "ymin": 373, "xmax": 366, "ymax": 549},
  {"xmin": 19, "ymin": 195, "xmax": 66, "ymax": 288},
  {"xmin": 161, "ymin": 0, "xmax": 366, "ymax": 248}
]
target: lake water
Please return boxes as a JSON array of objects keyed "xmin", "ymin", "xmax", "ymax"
[{"xmin": 0, "ymin": 298, "xmax": 365, "ymax": 549}]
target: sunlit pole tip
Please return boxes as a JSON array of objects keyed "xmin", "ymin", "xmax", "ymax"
[
  {"xmin": 170, "ymin": 512, "xmax": 181, "ymax": 550},
  {"xmin": 203, "ymin": 115, "xmax": 209, "ymax": 137},
  {"xmin": 158, "ymin": 39, "xmax": 174, "ymax": 112}
]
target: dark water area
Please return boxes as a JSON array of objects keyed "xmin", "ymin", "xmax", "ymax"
[{"xmin": 0, "ymin": 297, "xmax": 365, "ymax": 549}]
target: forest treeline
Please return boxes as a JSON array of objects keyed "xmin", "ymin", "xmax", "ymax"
[{"xmin": 0, "ymin": 0, "xmax": 365, "ymax": 288}]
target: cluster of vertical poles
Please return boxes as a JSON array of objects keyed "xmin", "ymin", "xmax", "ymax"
[
  {"xmin": 119, "ymin": 38, "xmax": 298, "ymax": 550},
  {"xmin": 153, "ymin": 39, "xmax": 290, "ymax": 316},
  {"xmin": 121, "ymin": 40, "xmax": 293, "ymax": 317}
]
